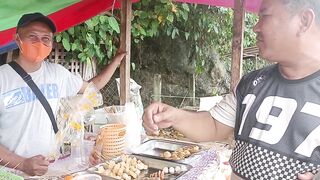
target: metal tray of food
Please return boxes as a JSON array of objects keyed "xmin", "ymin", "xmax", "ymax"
[
  {"xmin": 132, "ymin": 139, "xmax": 204, "ymax": 162},
  {"xmin": 66, "ymin": 171, "xmax": 103, "ymax": 180},
  {"xmin": 87, "ymin": 154, "xmax": 192, "ymax": 180}
]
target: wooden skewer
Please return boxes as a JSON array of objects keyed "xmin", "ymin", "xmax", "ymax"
[
  {"xmin": 12, "ymin": 162, "xmax": 22, "ymax": 170},
  {"xmin": 0, "ymin": 161, "xmax": 10, "ymax": 170}
]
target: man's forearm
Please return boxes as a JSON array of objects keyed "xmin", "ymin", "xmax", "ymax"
[
  {"xmin": 173, "ymin": 110, "xmax": 233, "ymax": 142},
  {"xmin": 0, "ymin": 145, "xmax": 24, "ymax": 171},
  {"xmin": 90, "ymin": 61, "xmax": 119, "ymax": 90}
]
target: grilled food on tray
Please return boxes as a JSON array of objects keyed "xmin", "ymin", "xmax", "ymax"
[{"xmin": 160, "ymin": 145, "xmax": 200, "ymax": 160}]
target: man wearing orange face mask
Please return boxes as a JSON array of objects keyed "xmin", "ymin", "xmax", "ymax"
[{"xmin": 0, "ymin": 12, "xmax": 126, "ymax": 176}]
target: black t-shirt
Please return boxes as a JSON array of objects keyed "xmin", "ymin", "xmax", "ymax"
[{"xmin": 230, "ymin": 64, "xmax": 320, "ymax": 179}]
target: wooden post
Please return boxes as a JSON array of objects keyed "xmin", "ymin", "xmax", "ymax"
[
  {"xmin": 153, "ymin": 74, "xmax": 162, "ymax": 102},
  {"xmin": 192, "ymin": 74, "xmax": 196, "ymax": 106},
  {"xmin": 230, "ymin": 0, "xmax": 245, "ymax": 91},
  {"xmin": 120, "ymin": 0, "xmax": 132, "ymax": 105}
]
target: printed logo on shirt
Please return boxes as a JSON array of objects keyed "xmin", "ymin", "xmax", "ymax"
[
  {"xmin": 2, "ymin": 83, "xmax": 59, "ymax": 109},
  {"xmin": 238, "ymin": 94, "xmax": 320, "ymax": 158},
  {"xmin": 252, "ymin": 75, "xmax": 266, "ymax": 87}
]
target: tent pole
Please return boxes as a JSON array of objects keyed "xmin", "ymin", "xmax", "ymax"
[
  {"xmin": 230, "ymin": 0, "xmax": 245, "ymax": 91},
  {"xmin": 120, "ymin": 0, "xmax": 132, "ymax": 105}
]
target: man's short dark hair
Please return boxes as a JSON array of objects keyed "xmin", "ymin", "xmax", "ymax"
[
  {"xmin": 281, "ymin": 0, "xmax": 320, "ymax": 25},
  {"xmin": 16, "ymin": 12, "xmax": 56, "ymax": 33}
]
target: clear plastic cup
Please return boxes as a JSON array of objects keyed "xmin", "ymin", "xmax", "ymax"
[{"xmin": 104, "ymin": 105, "xmax": 126, "ymax": 124}]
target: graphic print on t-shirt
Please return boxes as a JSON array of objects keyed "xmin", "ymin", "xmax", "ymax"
[
  {"xmin": 2, "ymin": 83, "xmax": 59, "ymax": 109},
  {"xmin": 230, "ymin": 65, "xmax": 320, "ymax": 180}
]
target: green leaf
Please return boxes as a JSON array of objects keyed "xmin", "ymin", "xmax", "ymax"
[
  {"xmin": 78, "ymin": 52, "xmax": 84, "ymax": 59},
  {"xmin": 71, "ymin": 43, "xmax": 77, "ymax": 51},
  {"xmin": 99, "ymin": 30, "xmax": 107, "ymax": 40},
  {"xmin": 62, "ymin": 38, "xmax": 70, "ymax": 51},
  {"xmin": 180, "ymin": 11, "xmax": 188, "ymax": 21},
  {"xmin": 141, "ymin": 0, "xmax": 149, "ymax": 6},
  {"xmin": 91, "ymin": 17, "xmax": 99, "ymax": 26},
  {"xmin": 85, "ymin": 20, "xmax": 94, "ymax": 30},
  {"xmin": 171, "ymin": 28, "xmax": 177, "ymax": 39},
  {"xmin": 88, "ymin": 48, "xmax": 95, "ymax": 58},
  {"xmin": 99, "ymin": 15, "xmax": 107, "ymax": 23},
  {"xmin": 140, "ymin": 11, "xmax": 148, "ymax": 19},
  {"xmin": 62, "ymin": 32, "xmax": 70, "ymax": 42},
  {"xmin": 107, "ymin": 49, "xmax": 112, "ymax": 59},
  {"xmin": 55, "ymin": 34, "xmax": 62, "ymax": 42},
  {"xmin": 131, "ymin": 62, "xmax": 136, "ymax": 71},
  {"xmin": 108, "ymin": 16, "xmax": 120, "ymax": 33},
  {"xmin": 166, "ymin": 14, "xmax": 174, "ymax": 23},
  {"xmin": 185, "ymin": 32, "xmax": 190, "ymax": 40},
  {"xmin": 213, "ymin": 25, "xmax": 219, "ymax": 34},
  {"xmin": 134, "ymin": 39, "xmax": 140, "ymax": 44},
  {"xmin": 86, "ymin": 34, "xmax": 95, "ymax": 45},
  {"xmin": 86, "ymin": 57, "xmax": 91, "ymax": 64},
  {"xmin": 68, "ymin": 27, "xmax": 74, "ymax": 35},
  {"xmin": 182, "ymin": 4, "xmax": 190, "ymax": 11},
  {"xmin": 140, "ymin": 28, "xmax": 147, "ymax": 36}
]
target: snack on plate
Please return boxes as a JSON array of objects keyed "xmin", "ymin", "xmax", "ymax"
[
  {"xmin": 149, "ymin": 165, "xmax": 188, "ymax": 180},
  {"xmin": 149, "ymin": 170, "xmax": 165, "ymax": 180},
  {"xmin": 94, "ymin": 155, "xmax": 148, "ymax": 180},
  {"xmin": 160, "ymin": 145, "xmax": 200, "ymax": 160},
  {"xmin": 158, "ymin": 127, "xmax": 185, "ymax": 140}
]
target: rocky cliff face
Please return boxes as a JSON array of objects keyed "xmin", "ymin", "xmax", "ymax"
[
  {"xmin": 101, "ymin": 36, "xmax": 230, "ymax": 108},
  {"xmin": 130, "ymin": 36, "xmax": 230, "ymax": 108}
]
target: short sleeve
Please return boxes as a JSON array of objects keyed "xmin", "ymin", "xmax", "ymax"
[
  {"xmin": 54, "ymin": 64, "xmax": 83, "ymax": 96},
  {"xmin": 64, "ymin": 71, "xmax": 83, "ymax": 96},
  {"xmin": 209, "ymin": 92, "xmax": 237, "ymax": 128}
]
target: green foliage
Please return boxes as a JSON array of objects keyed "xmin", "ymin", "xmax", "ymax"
[
  {"xmin": 55, "ymin": 15, "xmax": 119, "ymax": 64},
  {"xmin": 55, "ymin": 0, "xmax": 258, "ymax": 72}
]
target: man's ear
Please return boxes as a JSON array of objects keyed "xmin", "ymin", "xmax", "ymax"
[
  {"xmin": 297, "ymin": 8, "xmax": 315, "ymax": 36},
  {"xmin": 14, "ymin": 33, "xmax": 22, "ymax": 50}
]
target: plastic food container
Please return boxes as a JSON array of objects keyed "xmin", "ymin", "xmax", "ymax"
[{"xmin": 72, "ymin": 174, "xmax": 102, "ymax": 180}]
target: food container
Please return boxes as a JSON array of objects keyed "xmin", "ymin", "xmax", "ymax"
[
  {"xmin": 132, "ymin": 139, "xmax": 204, "ymax": 163},
  {"xmin": 87, "ymin": 154, "xmax": 192, "ymax": 180},
  {"xmin": 72, "ymin": 174, "xmax": 102, "ymax": 180},
  {"xmin": 64, "ymin": 171, "xmax": 102, "ymax": 180},
  {"xmin": 96, "ymin": 123, "xmax": 126, "ymax": 159}
]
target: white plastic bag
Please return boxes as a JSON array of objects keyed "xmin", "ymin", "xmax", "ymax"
[{"xmin": 116, "ymin": 78, "xmax": 144, "ymax": 119}]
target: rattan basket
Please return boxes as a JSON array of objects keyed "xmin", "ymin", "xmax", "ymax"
[{"xmin": 96, "ymin": 123, "xmax": 126, "ymax": 159}]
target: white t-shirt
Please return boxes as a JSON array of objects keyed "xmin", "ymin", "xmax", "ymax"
[
  {"xmin": 209, "ymin": 92, "xmax": 237, "ymax": 128},
  {"xmin": 0, "ymin": 61, "xmax": 83, "ymax": 158}
]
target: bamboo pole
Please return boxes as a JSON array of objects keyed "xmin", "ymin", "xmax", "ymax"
[
  {"xmin": 119, "ymin": 0, "xmax": 132, "ymax": 105},
  {"xmin": 153, "ymin": 74, "xmax": 162, "ymax": 102},
  {"xmin": 230, "ymin": 0, "xmax": 245, "ymax": 91}
]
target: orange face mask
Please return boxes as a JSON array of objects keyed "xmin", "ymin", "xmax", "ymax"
[{"xmin": 19, "ymin": 40, "xmax": 52, "ymax": 63}]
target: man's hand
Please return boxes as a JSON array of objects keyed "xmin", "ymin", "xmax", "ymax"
[
  {"xmin": 142, "ymin": 102, "xmax": 177, "ymax": 136},
  {"xmin": 20, "ymin": 155, "xmax": 49, "ymax": 176},
  {"xmin": 89, "ymin": 151, "xmax": 100, "ymax": 166},
  {"xmin": 298, "ymin": 172, "xmax": 314, "ymax": 180},
  {"xmin": 111, "ymin": 51, "xmax": 127, "ymax": 67}
]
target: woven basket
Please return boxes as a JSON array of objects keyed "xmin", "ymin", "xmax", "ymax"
[{"xmin": 96, "ymin": 123, "xmax": 126, "ymax": 159}]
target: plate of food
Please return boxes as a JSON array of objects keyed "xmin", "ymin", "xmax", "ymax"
[
  {"xmin": 87, "ymin": 154, "xmax": 192, "ymax": 180},
  {"xmin": 133, "ymin": 139, "xmax": 204, "ymax": 163}
]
